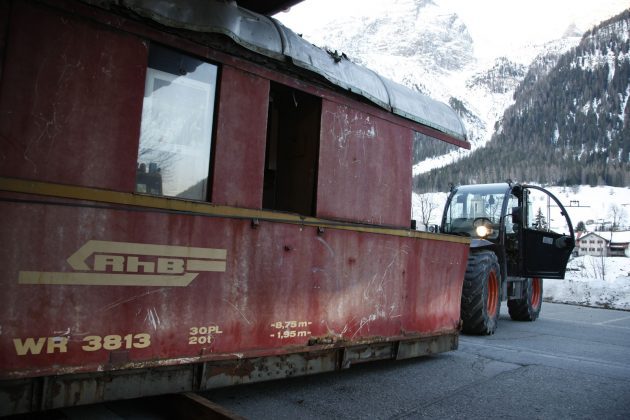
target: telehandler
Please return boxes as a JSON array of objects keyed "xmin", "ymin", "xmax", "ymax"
[{"xmin": 441, "ymin": 183, "xmax": 575, "ymax": 334}]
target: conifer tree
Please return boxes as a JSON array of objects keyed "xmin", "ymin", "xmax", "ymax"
[{"xmin": 533, "ymin": 208, "xmax": 548, "ymax": 231}]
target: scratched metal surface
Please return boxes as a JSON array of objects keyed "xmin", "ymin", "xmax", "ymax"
[
  {"xmin": 211, "ymin": 66, "xmax": 269, "ymax": 208},
  {"xmin": 0, "ymin": 199, "xmax": 467, "ymax": 379},
  {"xmin": 317, "ymin": 100, "xmax": 413, "ymax": 228},
  {"xmin": 0, "ymin": 1, "xmax": 146, "ymax": 192}
]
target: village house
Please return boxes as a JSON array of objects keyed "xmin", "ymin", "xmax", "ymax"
[{"xmin": 576, "ymin": 231, "xmax": 630, "ymax": 257}]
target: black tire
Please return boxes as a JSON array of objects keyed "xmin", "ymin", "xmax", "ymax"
[
  {"xmin": 461, "ymin": 250, "xmax": 501, "ymax": 335},
  {"xmin": 508, "ymin": 277, "xmax": 543, "ymax": 321}
]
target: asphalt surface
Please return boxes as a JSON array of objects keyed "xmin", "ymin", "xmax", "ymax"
[{"xmin": 203, "ymin": 302, "xmax": 630, "ymax": 419}]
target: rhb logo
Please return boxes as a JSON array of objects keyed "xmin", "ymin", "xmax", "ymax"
[{"xmin": 19, "ymin": 240, "xmax": 227, "ymax": 287}]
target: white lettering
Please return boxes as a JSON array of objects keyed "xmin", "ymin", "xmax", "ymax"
[
  {"xmin": 47, "ymin": 337, "xmax": 68, "ymax": 353},
  {"xmin": 157, "ymin": 258, "xmax": 185, "ymax": 274},
  {"xmin": 94, "ymin": 255, "xmax": 125, "ymax": 272},
  {"xmin": 126, "ymin": 256, "xmax": 156, "ymax": 273}
]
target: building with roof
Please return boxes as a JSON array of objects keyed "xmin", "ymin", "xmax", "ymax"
[{"xmin": 576, "ymin": 231, "xmax": 630, "ymax": 257}]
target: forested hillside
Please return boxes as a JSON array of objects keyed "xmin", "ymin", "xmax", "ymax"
[{"xmin": 414, "ymin": 10, "xmax": 630, "ymax": 192}]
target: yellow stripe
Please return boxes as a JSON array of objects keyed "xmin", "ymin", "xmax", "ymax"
[
  {"xmin": 0, "ymin": 176, "xmax": 470, "ymax": 244},
  {"xmin": 18, "ymin": 271, "xmax": 199, "ymax": 287},
  {"xmin": 80, "ymin": 240, "xmax": 227, "ymax": 259},
  {"xmin": 186, "ymin": 260, "xmax": 227, "ymax": 272}
]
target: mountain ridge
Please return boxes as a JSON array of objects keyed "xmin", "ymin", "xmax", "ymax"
[{"xmin": 413, "ymin": 9, "xmax": 630, "ymax": 191}]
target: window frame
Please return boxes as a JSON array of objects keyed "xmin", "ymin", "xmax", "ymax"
[{"xmin": 135, "ymin": 44, "xmax": 219, "ymax": 202}]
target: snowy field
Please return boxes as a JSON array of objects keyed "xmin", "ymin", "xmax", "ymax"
[
  {"xmin": 412, "ymin": 185, "xmax": 630, "ymax": 311},
  {"xmin": 545, "ymin": 256, "xmax": 630, "ymax": 311}
]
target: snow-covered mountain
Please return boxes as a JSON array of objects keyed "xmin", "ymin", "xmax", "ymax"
[
  {"xmin": 412, "ymin": 10, "xmax": 630, "ymax": 192},
  {"xmin": 278, "ymin": 0, "xmax": 584, "ymax": 160}
]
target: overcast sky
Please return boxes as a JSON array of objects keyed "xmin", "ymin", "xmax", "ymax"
[{"xmin": 276, "ymin": 0, "xmax": 629, "ymax": 60}]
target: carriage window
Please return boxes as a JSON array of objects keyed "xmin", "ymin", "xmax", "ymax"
[{"xmin": 136, "ymin": 45, "xmax": 218, "ymax": 200}]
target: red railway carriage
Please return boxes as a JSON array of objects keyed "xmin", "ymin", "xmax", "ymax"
[{"xmin": 0, "ymin": 0, "xmax": 470, "ymax": 414}]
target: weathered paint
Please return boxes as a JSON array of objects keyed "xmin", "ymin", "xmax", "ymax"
[
  {"xmin": 0, "ymin": 1, "xmax": 147, "ymax": 192},
  {"xmin": 0, "ymin": 198, "xmax": 467, "ymax": 379},
  {"xmin": 0, "ymin": 177, "xmax": 470, "ymax": 244},
  {"xmin": 212, "ymin": 66, "xmax": 269, "ymax": 208},
  {"xmin": 317, "ymin": 100, "xmax": 413, "ymax": 227}
]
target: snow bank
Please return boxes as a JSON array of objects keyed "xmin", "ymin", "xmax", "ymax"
[{"xmin": 544, "ymin": 256, "xmax": 630, "ymax": 310}]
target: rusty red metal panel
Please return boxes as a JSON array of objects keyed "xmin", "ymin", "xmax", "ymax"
[
  {"xmin": 0, "ymin": 1, "xmax": 146, "ymax": 191},
  {"xmin": 317, "ymin": 100, "xmax": 413, "ymax": 227},
  {"xmin": 0, "ymin": 197, "xmax": 467, "ymax": 379},
  {"xmin": 211, "ymin": 66, "xmax": 269, "ymax": 208}
]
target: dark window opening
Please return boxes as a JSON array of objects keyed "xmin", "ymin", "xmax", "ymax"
[{"xmin": 263, "ymin": 83, "xmax": 321, "ymax": 215}]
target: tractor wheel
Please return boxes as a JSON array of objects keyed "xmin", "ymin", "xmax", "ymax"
[
  {"xmin": 461, "ymin": 250, "xmax": 501, "ymax": 335},
  {"xmin": 508, "ymin": 277, "xmax": 543, "ymax": 321}
]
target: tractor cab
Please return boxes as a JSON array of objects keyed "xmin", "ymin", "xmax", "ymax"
[
  {"xmin": 441, "ymin": 182, "xmax": 575, "ymax": 280},
  {"xmin": 440, "ymin": 183, "xmax": 575, "ymax": 335},
  {"xmin": 441, "ymin": 183, "xmax": 508, "ymax": 241}
]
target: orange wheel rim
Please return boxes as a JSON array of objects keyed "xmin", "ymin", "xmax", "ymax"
[
  {"xmin": 531, "ymin": 278, "xmax": 542, "ymax": 309},
  {"xmin": 486, "ymin": 270, "xmax": 499, "ymax": 317}
]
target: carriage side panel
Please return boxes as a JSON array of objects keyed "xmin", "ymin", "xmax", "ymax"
[
  {"xmin": 317, "ymin": 100, "xmax": 413, "ymax": 227},
  {"xmin": 0, "ymin": 198, "xmax": 467, "ymax": 380},
  {"xmin": 211, "ymin": 66, "xmax": 269, "ymax": 208},
  {"xmin": 0, "ymin": 1, "xmax": 146, "ymax": 191}
]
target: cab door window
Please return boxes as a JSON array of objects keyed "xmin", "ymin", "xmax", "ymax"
[
  {"xmin": 525, "ymin": 188, "xmax": 571, "ymax": 235},
  {"xmin": 520, "ymin": 187, "xmax": 575, "ymax": 278},
  {"xmin": 135, "ymin": 44, "xmax": 218, "ymax": 200}
]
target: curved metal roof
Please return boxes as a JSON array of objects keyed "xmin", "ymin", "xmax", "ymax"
[
  {"xmin": 238, "ymin": 0, "xmax": 304, "ymax": 15},
  {"xmin": 120, "ymin": 0, "xmax": 467, "ymax": 142}
]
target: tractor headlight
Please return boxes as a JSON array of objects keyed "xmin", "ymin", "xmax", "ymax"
[{"xmin": 475, "ymin": 225, "xmax": 492, "ymax": 238}]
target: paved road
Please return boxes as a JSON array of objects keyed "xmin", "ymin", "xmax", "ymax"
[{"xmin": 203, "ymin": 302, "xmax": 630, "ymax": 419}]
